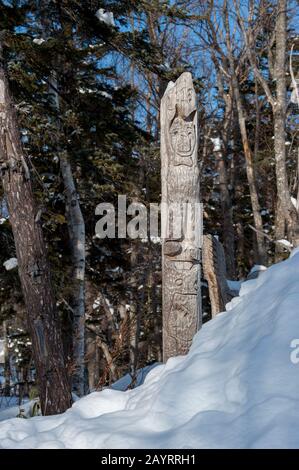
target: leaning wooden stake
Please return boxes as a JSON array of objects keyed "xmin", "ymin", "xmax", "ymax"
[
  {"xmin": 202, "ymin": 234, "xmax": 231, "ymax": 317},
  {"xmin": 161, "ymin": 72, "xmax": 201, "ymax": 362}
]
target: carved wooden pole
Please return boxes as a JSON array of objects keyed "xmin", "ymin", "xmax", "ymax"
[{"xmin": 161, "ymin": 72, "xmax": 201, "ymax": 362}]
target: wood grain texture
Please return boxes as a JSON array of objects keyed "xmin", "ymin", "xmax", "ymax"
[
  {"xmin": 202, "ymin": 234, "xmax": 231, "ymax": 317},
  {"xmin": 161, "ymin": 72, "xmax": 201, "ymax": 362}
]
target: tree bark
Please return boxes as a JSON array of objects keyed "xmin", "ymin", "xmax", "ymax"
[
  {"xmin": 222, "ymin": 2, "xmax": 266, "ymax": 264},
  {"xmin": 230, "ymin": 70, "xmax": 266, "ymax": 265},
  {"xmin": 273, "ymin": 0, "xmax": 295, "ymax": 256},
  {"xmin": 237, "ymin": 0, "xmax": 297, "ymax": 253},
  {"xmin": 59, "ymin": 151, "xmax": 85, "ymax": 396},
  {"xmin": 3, "ymin": 321, "xmax": 11, "ymax": 396},
  {"xmin": 40, "ymin": 1, "xmax": 86, "ymax": 396},
  {"xmin": 213, "ymin": 70, "xmax": 236, "ymax": 277},
  {"xmin": 0, "ymin": 46, "xmax": 72, "ymax": 415}
]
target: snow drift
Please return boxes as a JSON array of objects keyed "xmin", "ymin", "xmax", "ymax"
[{"xmin": 1, "ymin": 250, "xmax": 299, "ymax": 449}]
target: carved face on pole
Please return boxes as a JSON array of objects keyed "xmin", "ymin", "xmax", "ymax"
[
  {"xmin": 170, "ymin": 117, "xmax": 195, "ymax": 166},
  {"xmin": 166, "ymin": 76, "xmax": 197, "ymax": 167},
  {"xmin": 177, "ymin": 85, "xmax": 197, "ymax": 117},
  {"xmin": 161, "ymin": 72, "xmax": 201, "ymax": 360},
  {"xmin": 166, "ymin": 82, "xmax": 197, "ymax": 121}
]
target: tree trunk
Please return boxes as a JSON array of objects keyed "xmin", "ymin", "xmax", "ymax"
[
  {"xmin": 231, "ymin": 72, "xmax": 266, "ymax": 264},
  {"xmin": 39, "ymin": 1, "xmax": 86, "ymax": 395},
  {"xmin": 3, "ymin": 321, "xmax": 11, "ymax": 396},
  {"xmin": 128, "ymin": 242, "xmax": 139, "ymax": 375},
  {"xmin": 48, "ymin": 67, "xmax": 86, "ymax": 397},
  {"xmin": 273, "ymin": 0, "xmax": 296, "ymax": 256},
  {"xmin": 60, "ymin": 152, "xmax": 86, "ymax": 397},
  {"xmin": 222, "ymin": 5, "xmax": 266, "ymax": 264},
  {"xmin": 214, "ymin": 68, "xmax": 236, "ymax": 278},
  {"xmin": 86, "ymin": 331, "xmax": 100, "ymax": 391},
  {"xmin": 215, "ymin": 146, "xmax": 235, "ymax": 278},
  {"xmin": 0, "ymin": 48, "xmax": 71, "ymax": 415}
]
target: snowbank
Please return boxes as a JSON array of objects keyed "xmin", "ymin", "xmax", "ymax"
[{"xmin": 1, "ymin": 251, "xmax": 299, "ymax": 448}]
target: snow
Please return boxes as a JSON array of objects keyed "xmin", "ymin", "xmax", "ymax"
[
  {"xmin": 290, "ymin": 77, "xmax": 299, "ymax": 105},
  {"xmin": 210, "ymin": 137, "xmax": 222, "ymax": 152},
  {"xmin": 3, "ymin": 258, "xmax": 18, "ymax": 271},
  {"xmin": 290, "ymin": 87, "xmax": 299, "ymax": 104},
  {"xmin": 246, "ymin": 264, "xmax": 267, "ymax": 280},
  {"xmin": 95, "ymin": 9, "xmax": 115, "ymax": 27},
  {"xmin": 92, "ymin": 296, "xmax": 101, "ymax": 310},
  {"xmin": 249, "ymin": 264, "xmax": 267, "ymax": 274},
  {"xmin": 226, "ymin": 265, "xmax": 267, "ymax": 302},
  {"xmin": 226, "ymin": 279, "xmax": 241, "ymax": 293},
  {"xmin": 277, "ymin": 239, "xmax": 292, "ymax": 249},
  {"xmin": 260, "ymin": 209, "xmax": 269, "ymax": 216},
  {"xmin": 2, "ymin": 250, "xmax": 299, "ymax": 448},
  {"xmin": 291, "ymin": 196, "xmax": 299, "ymax": 211},
  {"xmin": 33, "ymin": 38, "xmax": 45, "ymax": 45},
  {"xmin": 0, "ymin": 399, "xmax": 35, "ymax": 422},
  {"xmin": 158, "ymin": 63, "xmax": 171, "ymax": 72},
  {"xmin": 99, "ymin": 90, "xmax": 112, "ymax": 99},
  {"xmin": 290, "ymin": 246, "xmax": 299, "ymax": 258},
  {"xmin": 78, "ymin": 87, "xmax": 94, "ymax": 94}
]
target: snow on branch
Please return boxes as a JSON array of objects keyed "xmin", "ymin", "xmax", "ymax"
[
  {"xmin": 3, "ymin": 258, "xmax": 18, "ymax": 271},
  {"xmin": 95, "ymin": 9, "xmax": 115, "ymax": 27}
]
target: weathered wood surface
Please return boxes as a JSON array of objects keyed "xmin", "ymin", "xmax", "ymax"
[
  {"xmin": 202, "ymin": 234, "xmax": 231, "ymax": 317},
  {"xmin": 161, "ymin": 72, "xmax": 201, "ymax": 362}
]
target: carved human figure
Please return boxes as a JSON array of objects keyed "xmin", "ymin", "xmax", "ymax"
[
  {"xmin": 161, "ymin": 72, "xmax": 201, "ymax": 361},
  {"xmin": 169, "ymin": 117, "xmax": 195, "ymax": 166}
]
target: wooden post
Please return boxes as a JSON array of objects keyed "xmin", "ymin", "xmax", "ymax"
[
  {"xmin": 161, "ymin": 72, "xmax": 201, "ymax": 362},
  {"xmin": 202, "ymin": 234, "xmax": 231, "ymax": 317}
]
